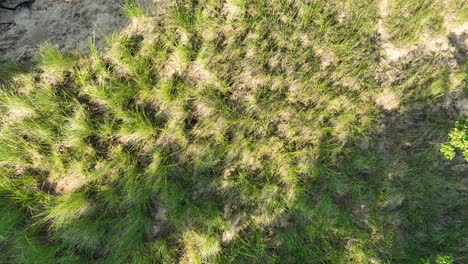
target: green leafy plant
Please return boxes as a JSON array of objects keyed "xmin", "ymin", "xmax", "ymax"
[
  {"xmin": 436, "ymin": 255, "xmax": 454, "ymax": 264},
  {"xmin": 441, "ymin": 119, "xmax": 468, "ymax": 161}
]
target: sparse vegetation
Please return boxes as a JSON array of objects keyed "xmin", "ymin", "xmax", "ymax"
[
  {"xmin": 0, "ymin": 0, "xmax": 466, "ymax": 263},
  {"xmin": 384, "ymin": 0, "xmax": 467, "ymax": 44}
]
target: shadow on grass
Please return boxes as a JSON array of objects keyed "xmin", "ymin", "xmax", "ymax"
[{"xmin": 0, "ymin": 58, "xmax": 23, "ymax": 84}]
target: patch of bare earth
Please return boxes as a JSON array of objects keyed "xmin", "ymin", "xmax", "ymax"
[
  {"xmin": 376, "ymin": 88, "xmax": 400, "ymax": 111},
  {"xmin": 377, "ymin": 0, "xmax": 467, "ymax": 119},
  {"xmin": 48, "ymin": 172, "xmax": 87, "ymax": 194},
  {"xmin": 0, "ymin": 0, "xmax": 128, "ymax": 66},
  {"xmin": 313, "ymin": 46, "xmax": 336, "ymax": 68},
  {"xmin": 148, "ymin": 204, "xmax": 168, "ymax": 239},
  {"xmin": 377, "ymin": 0, "xmax": 412, "ymax": 62}
]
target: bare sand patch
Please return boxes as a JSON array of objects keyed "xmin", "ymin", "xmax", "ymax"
[
  {"xmin": 0, "ymin": 0, "xmax": 128, "ymax": 66},
  {"xmin": 376, "ymin": 88, "xmax": 400, "ymax": 111},
  {"xmin": 49, "ymin": 172, "xmax": 87, "ymax": 194}
]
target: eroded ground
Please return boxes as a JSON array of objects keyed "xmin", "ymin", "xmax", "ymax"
[{"xmin": 0, "ymin": 0, "xmax": 128, "ymax": 65}]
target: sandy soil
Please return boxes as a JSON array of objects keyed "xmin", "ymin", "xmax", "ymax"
[
  {"xmin": 0, "ymin": 0, "xmax": 128, "ymax": 66},
  {"xmin": 375, "ymin": 0, "xmax": 467, "ymax": 119},
  {"xmin": 377, "ymin": 0, "xmax": 468, "ymax": 63}
]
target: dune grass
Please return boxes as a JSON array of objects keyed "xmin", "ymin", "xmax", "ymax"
[
  {"xmin": 0, "ymin": 0, "xmax": 467, "ymax": 263},
  {"xmin": 384, "ymin": 0, "xmax": 468, "ymax": 44}
]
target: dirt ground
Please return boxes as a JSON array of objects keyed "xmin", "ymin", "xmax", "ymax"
[{"xmin": 0, "ymin": 0, "xmax": 128, "ymax": 66}]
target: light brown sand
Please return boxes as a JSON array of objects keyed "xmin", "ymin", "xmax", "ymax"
[{"xmin": 0, "ymin": 0, "xmax": 128, "ymax": 65}]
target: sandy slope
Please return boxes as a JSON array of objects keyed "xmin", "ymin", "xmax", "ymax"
[{"xmin": 0, "ymin": 0, "xmax": 128, "ymax": 66}]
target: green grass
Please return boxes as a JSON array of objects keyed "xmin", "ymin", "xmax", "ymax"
[
  {"xmin": 0, "ymin": 59, "xmax": 22, "ymax": 83},
  {"xmin": 385, "ymin": 0, "xmax": 467, "ymax": 44},
  {"xmin": 0, "ymin": 0, "xmax": 466, "ymax": 263}
]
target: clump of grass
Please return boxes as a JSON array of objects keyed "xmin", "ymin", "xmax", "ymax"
[
  {"xmin": 121, "ymin": 0, "xmax": 146, "ymax": 18},
  {"xmin": 385, "ymin": 0, "xmax": 445, "ymax": 43},
  {"xmin": 385, "ymin": 0, "xmax": 467, "ymax": 44},
  {"xmin": 0, "ymin": 59, "xmax": 22, "ymax": 83},
  {"xmin": 37, "ymin": 45, "xmax": 78, "ymax": 71}
]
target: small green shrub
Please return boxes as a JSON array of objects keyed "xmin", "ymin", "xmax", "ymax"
[
  {"xmin": 441, "ymin": 119, "xmax": 468, "ymax": 161},
  {"xmin": 436, "ymin": 255, "xmax": 454, "ymax": 264}
]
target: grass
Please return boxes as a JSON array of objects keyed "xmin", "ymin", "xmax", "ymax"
[
  {"xmin": 0, "ymin": 0, "xmax": 467, "ymax": 263},
  {"xmin": 385, "ymin": 0, "xmax": 468, "ymax": 44},
  {"xmin": 0, "ymin": 59, "xmax": 22, "ymax": 83}
]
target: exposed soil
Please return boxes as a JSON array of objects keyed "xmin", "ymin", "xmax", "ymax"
[
  {"xmin": 0, "ymin": 0, "xmax": 128, "ymax": 66},
  {"xmin": 49, "ymin": 172, "xmax": 87, "ymax": 194},
  {"xmin": 375, "ymin": 0, "xmax": 467, "ymax": 124},
  {"xmin": 377, "ymin": 0, "xmax": 468, "ymax": 63}
]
